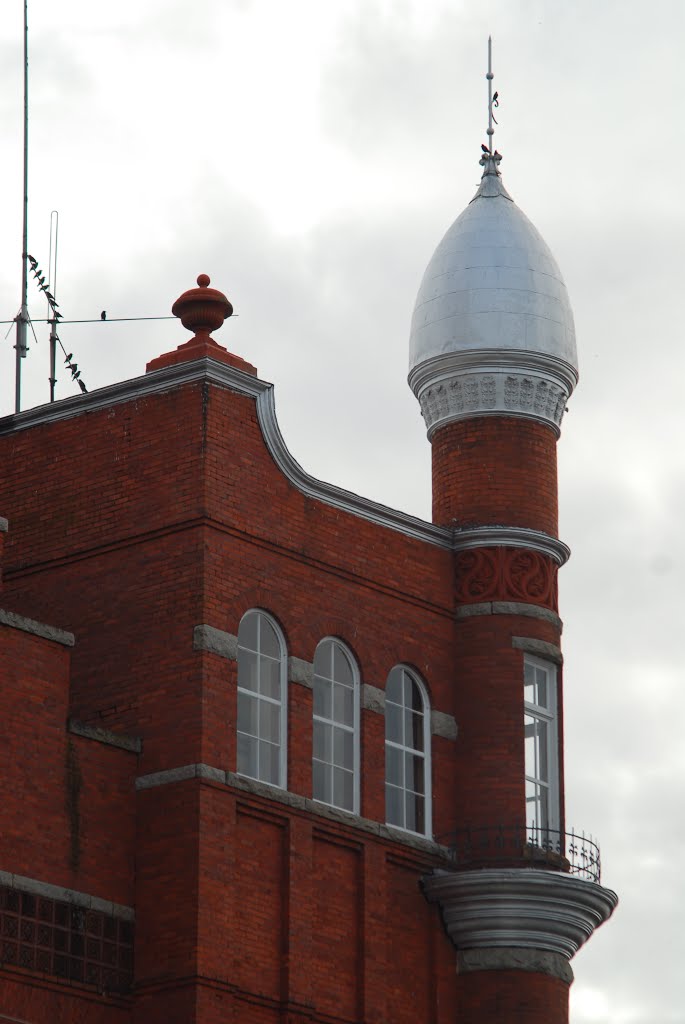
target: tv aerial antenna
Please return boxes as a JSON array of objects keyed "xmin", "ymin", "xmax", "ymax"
[
  {"xmin": 12, "ymin": 1, "xmax": 86, "ymax": 410},
  {"xmin": 8, "ymin": 1, "xmax": 196, "ymax": 412},
  {"xmin": 14, "ymin": 0, "xmax": 29, "ymax": 413}
]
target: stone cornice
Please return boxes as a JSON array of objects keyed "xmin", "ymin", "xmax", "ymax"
[
  {"xmin": 423, "ymin": 868, "xmax": 617, "ymax": 960},
  {"xmin": 453, "ymin": 526, "xmax": 570, "ymax": 566},
  {"xmin": 408, "ymin": 349, "xmax": 578, "ymax": 438},
  {"xmin": 0, "ymin": 358, "xmax": 266, "ymax": 436},
  {"xmin": 409, "ymin": 349, "xmax": 579, "ymax": 396}
]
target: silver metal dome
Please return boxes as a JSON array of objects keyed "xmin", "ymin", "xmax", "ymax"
[{"xmin": 408, "ymin": 155, "xmax": 578, "ymax": 437}]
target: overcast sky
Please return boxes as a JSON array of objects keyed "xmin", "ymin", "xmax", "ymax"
[{"xmin": 0, "ymin": 1, "xmax": 682, "ymax": 1020}]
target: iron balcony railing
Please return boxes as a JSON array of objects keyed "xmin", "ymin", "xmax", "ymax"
[{"xmin": 439, "ymin": 825, "xmax": 602, "ymax": 883}]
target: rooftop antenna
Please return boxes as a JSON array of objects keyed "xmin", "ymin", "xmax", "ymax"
[
  {"xmin": 47, "ymin": 211, "xmax": 58, "ymax": 401},
  {"xmin": 14, "ymin": 0, "xmax": 29, "ymax": 412}
]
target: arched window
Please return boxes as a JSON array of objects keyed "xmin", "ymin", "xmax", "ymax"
[
  {"xmin": 385, "ymin": 666, "xmax": 431, "ymax": 836},
  {"xmin": 312, "ymin": 638, "xmax": 360, "ymax": 813},
  {"xmin": 237, "ymin": 610, "xmax": 287, "ymax": 788}
]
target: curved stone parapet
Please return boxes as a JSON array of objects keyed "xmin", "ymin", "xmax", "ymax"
[{"xmin": 423, "ymin": 867, "xmax": 618, "ymax": 961}]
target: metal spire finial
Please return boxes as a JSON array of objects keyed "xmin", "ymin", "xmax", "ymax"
[
  {"xmin": 480, "ymin": 36, "xmax": 501, "ymax": 174},
  {"xmin": 486, "ymin": 36, "xmax": 494, "ymax": 149}
]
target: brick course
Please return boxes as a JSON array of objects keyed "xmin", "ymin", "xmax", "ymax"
[
  {"xmin": 0, "ymin": 340, "xmax": 577, "ymax": 1022},
  {"xmin": 431, "ymin": 416, "xmax": 559, "ymax": 534}
]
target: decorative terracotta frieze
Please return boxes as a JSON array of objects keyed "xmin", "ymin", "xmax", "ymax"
[{"xmin": 455, "ymin": 546, "xmax": 558, "ymax": 610}]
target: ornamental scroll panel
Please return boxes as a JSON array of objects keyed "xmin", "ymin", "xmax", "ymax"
[{"xmin": 454, "ymin": 547, "xmax": 558, "ymax": 610}]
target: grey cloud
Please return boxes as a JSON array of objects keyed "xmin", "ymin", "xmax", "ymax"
[{"xmin": 2, "ymin": 3, "xmax": 684, "ymax": 1019}]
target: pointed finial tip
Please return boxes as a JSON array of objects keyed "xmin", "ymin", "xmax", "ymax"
[{"xmin": 482, "ymin": 35, "xmax": 500, "ymax": 166}]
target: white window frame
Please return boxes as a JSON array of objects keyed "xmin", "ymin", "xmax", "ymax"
[
  {"xmin": 236, "ymin": 609, "xmax": 288, "ymax": 789},
  {"xmin": 312, "ymin": 637, "xmax": 360, "ymax": 814},
  {"xmin": 384, "ymin": 665, "xmax": 432, "ymax": 838},
  {"xmin": 523, "ymin": 654, "xmax": 559, "ymax": 837}
]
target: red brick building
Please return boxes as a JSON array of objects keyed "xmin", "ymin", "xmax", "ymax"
[{"xmin": 0, "ymin": 149, "xmax": 616, "ymax": 1023}]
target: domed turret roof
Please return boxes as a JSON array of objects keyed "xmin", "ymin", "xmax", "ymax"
[
  {"xmin": 409, "ymin": 155, "xmax": 577, "ymax": 377},
  {"xmin": 408, "ymin": 153, "xmax": 578, "ymax": 437}
]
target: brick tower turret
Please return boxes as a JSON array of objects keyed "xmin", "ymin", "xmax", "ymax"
[
  {"xmin": 411, "ymin": 149, "xmax": 617, "ymax": 1020},
  {"xmin": 0, "ymin": 57, "xmax": 617, "ymax": 1024}
]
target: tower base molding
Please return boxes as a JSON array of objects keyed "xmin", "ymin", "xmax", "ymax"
[
  {"xmin": 457, "ymin": 947, "xmax": 573, "ymax": 984},
  {"xmin": 423, "ymin": 867, "xmax": 618, "ymax": 960}
]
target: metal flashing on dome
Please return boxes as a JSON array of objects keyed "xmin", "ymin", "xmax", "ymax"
[{"xmin": 471, "ymin": 164, "xmax": 513, "ymax": 202}]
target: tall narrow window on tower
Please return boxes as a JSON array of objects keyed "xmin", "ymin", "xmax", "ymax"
[
  {"xmin": 237, "ymin": 610, "xmax": 287, "ymax": 788},
  {"xmin": 312, "ymin": 638, "xmax": 360, "ymax": 813},
  {"xmin": 524, "ymin": 655, "xmax": 559, "ymax": 838},
  {"xmin": 385, "ymin": 666, "xmax": 432, "ymax": 837}
]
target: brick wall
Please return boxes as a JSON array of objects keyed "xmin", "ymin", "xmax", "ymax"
[
  {"xmin": 431, "ymin": 416, "xmax": 558, "ymax": 533},
  {"xmin": 0, "ymin": 361, "xmax": 571, "ymax": 1022},
  {"xmin": 0, "ymin": 624, "xmax": 135, "ymax": 902},
  {"xmin": 452, "ymin": 612, "xmax": 564, "ymax": 833},
  {"xmin": 0, "ymin": 619, "xmax": 136, "ymax": 1018},
  {"xmin": 0, "ymin": 973, "xmax": 130, "ymax": 1024},
  {"xmin": 457, "ymin": 970, "xmax": 569, "ymax": 1024}
]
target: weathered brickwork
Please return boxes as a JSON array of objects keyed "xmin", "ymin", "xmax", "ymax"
[
  {"xmin": 0, "ymin": 332, "xmax": 576, "ymax": 1022},
  {"xmin": 0, "ymin": 622, "xmax": 137, "ymax": 905},
  {"xmin": 457, "ymin": 970, "xmax": 570, "ymax": 1024},
  {"xmin": 431, "ymin": 416, "xmax": 559, "ymax": 534}
]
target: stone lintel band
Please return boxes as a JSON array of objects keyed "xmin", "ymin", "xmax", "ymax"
[
  {"xmin": 68, "ymin": 718, "xmax": 142, "ymax": 754},
  {"xmin": 0, "ymin": 606, "xmax": 75, "ymax": 647},
  {"xmin": 135, "ymin": 764, "xmax": 454, "ymax": 861},
  {"xmin": 193, "ymin": 624, "xmax": 458, "ymax": 740},
  {"xmin": 0, "ymin": 874, "xmax": 134, "ymax": 994},
  {"xmin": 0, "ymin": 870, "xmax": 134, "ymax": 921},
  {"xmin": 454, "ymin": 601, "xmax": 562, "ymax": 630}
]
